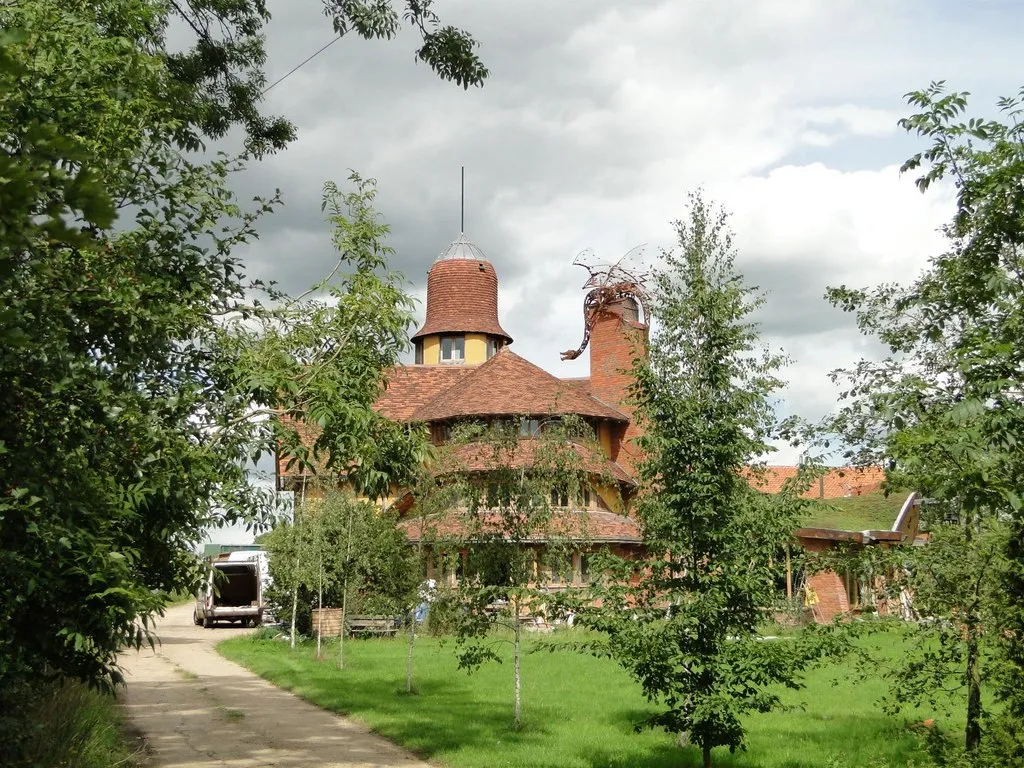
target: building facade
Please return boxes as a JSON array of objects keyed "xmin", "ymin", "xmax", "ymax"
[{"xmin": 276, "ymin": 234, "xmax": 918, "ymax": 622}]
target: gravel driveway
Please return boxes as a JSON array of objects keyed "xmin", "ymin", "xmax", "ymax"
[{"xmin": 119, "ymin": 603, "xmax": 430, "ymax": 767}]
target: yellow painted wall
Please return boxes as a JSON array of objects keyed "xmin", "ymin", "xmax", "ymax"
[
  {"xmin": 594, "ymin": 481, "xmax": 623, "ymax": 513},
  {"xmin": 419, "ymin": 333, "xmax": 492, "ymax": 365},
  {"xmin": 464, "ymin": 333, "xmax": 488, "ymax": 365},
  {"xmin": 597, "ymin": 422, "xmax": 614, "ymax": 457},
  {"xmin": 421, "ymin": 336, "xmax": 441, "ymax": 364}
]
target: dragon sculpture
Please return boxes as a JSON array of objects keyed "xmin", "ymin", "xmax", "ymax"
[{"xmin": 560, "ymin": 246, "xmax": 651, "ymax": 361}]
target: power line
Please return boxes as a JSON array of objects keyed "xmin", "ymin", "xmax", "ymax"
[{"xmin": 262, "ymin": 34, "xmax": 345, "ymax": 95}]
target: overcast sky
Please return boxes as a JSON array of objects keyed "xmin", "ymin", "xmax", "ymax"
[{"xmin": 206, "ymin": 0, "xmax": 1020, "ymax": 544}]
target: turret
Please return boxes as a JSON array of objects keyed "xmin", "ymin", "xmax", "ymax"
[{"xmin": 412, "ymin": 235, "xmax": 513, "ymax": 365}]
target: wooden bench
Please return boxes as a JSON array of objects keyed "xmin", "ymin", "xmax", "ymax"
[{"xmin": 345, "ymin": 615, "xmax": 401, "ymax": 637}]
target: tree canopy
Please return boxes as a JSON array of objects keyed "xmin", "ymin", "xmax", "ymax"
[
  {"xmin": 827, "ymin": 82, "xmax": 1024, "ymax": 764},
  {"xmin": 580, "ymin": 195, "xmax": 833, "ymax": 768},
  {"xmin": 0, "ymin": 0, "xmax": 485, "ymax": 759}
]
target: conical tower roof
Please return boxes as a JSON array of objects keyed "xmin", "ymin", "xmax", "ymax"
[{"xmin": 412, "ymin": 234, "xmax": 513, "ymax": 343}]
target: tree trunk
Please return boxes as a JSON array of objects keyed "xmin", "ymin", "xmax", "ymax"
[
  {"xmin": 513, "ymin": 596, "xmax": 522, "ymax": 730},
  {"xmin": 965, "ymin": 626, "xmax": 982, "ymax": 753},
  {"xmin": 702, "ymin": 743, "xmax": 712, "ymax": 768},
  {"xmin": 963, "ymin": 507, "xmax": 982, "ymax": 754},
  {"xmin": 316, "ymin": 553, "xmax": 323, "ymax": 659},
  {"xmin": 406, "ymin": 609, "xmax": 415, "ymax": 694},
  {"xmin": 290, "ymin": 481, "xmax": 306, "ymax": 649},
  {"xmin": 406, "ymin": 504, "xmax": 426, "ymax": 695},
  {"xmin": 338, "ymin": 504, "xmax": 355, "ymax": 671},
  {"xmin": 289, "ymin": 584, "xmax": 299, "ymax": 650}
]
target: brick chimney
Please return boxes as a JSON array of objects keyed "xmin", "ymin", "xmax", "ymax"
[{"xmin": 588, "ymin": 297, "xmax": 648, "ymax": 471}]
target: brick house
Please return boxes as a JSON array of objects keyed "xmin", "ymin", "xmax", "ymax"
[
  {"xmin": 751, "ymin": 466, "xmax": 922, "ymax": 622},
  {"xmin": 276, "ymin": 234, "xmax": 917, "ymax": 622}
]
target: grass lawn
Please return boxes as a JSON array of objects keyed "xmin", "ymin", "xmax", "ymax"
[
  {"xmin": 218, "ymin": 628, "xmax": 939, "ymax": 768},
  {"xmin": 800, "ymin": 492, "xmax": 910, "ymax": 532}
]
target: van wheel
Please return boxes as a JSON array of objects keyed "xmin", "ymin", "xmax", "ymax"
[
  {"xmin": 193, "ymin": 610, "xmax": 202, "ymax": 626},
  {"xmin": 203, "ymin": 616, "xmax": 212, "ymax": 629}
]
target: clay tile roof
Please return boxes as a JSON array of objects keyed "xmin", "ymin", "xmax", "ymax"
[
  {"xmin": 400, "ymin": 509, "xmax": 641, "ymax": 544},
  {"xmin": 747, "ymin": 466, "xmax": 886, "ymax": 499},
  {"xmin": 375, "ymin": 365, "xmax": 471, "ymax": 421},
  {"xmin": 412, "ymin": 258, "xmax": 512, "ymax": 342},
  {"xmin": 442, "ymin": 438, "xmax": 636, "ymax": 486},
  {"xmin": 560, "ymin": 377, "xmax": 591, "ymax": 393},
  {"xmin": 410, "ymin": 348, "xmax": 628, "ymax": 423}
]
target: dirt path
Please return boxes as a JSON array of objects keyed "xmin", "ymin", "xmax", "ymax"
[{"xmin": 119, "ymin": 603, "xmax": 430, "ymax": 768}]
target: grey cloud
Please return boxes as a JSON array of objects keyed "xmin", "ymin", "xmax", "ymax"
[{"xmin": 200, "ymin": 0, "xmax": 1020, "ymax": 429}]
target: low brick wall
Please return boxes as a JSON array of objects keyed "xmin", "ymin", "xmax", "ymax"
[
  {"xmin": 310, "ymin": 607, "xmax": 343, "ymax": 638},
  {"xmin": 806, "ymin": 571, "xmax": 850, "ymax": 623}
]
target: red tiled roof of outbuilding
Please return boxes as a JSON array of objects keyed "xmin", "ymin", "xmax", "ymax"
[
  {"xmin": 747, "ymin": 466, "xmax": 886, "ymax": 498},
  {"xmin": 560, "ymin": 377, "xmax": 591, "ymax": 393},
  {"xmin": 410, "ymin": 348, "xmax": 628, "ymax": 423}
]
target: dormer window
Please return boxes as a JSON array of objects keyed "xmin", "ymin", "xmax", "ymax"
[
  {"xmin": 414, "ymin": 342, "xmax": 424, "ymax": 364},
  {"xmin": 440, "ymin": 335, "xmax": 465, "ymax": 364},
  {"xmin": 486, "ymin": 338, "xmax": 501, "ymax": 359}
]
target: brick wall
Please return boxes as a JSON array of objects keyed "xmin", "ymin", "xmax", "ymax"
[
  {"xmin": 589, "ymin": 303, "xmax": 648, "ymax": 472},
  {"xmin": 806, "ymin": 571, "xmax": 850, "ymax": 623}
]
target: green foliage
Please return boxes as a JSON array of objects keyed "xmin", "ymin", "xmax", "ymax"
[
  {"xmin": 165, "ymin": 0, "xmax": 487, "ymax": 155},
  {"xmin": 4, "ymin": 677, "xmax": 138, "ymax": 768},
  {"xmin": 1, "ymin": 0, "xmax": 469, "ymax": 753},
  {"xmin": 581, "ymin": 194, "xmax": 836, "ymax": 767},
  {"xmin": 262, "ymin": 491, "xmax": 418, "ymax": 623},
  {"xmin": 826, "ymin": 83, "xmax": 1024, "ymax": 762}
]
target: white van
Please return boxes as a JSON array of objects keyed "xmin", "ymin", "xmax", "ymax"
[{"xmin": 194, "ymin": 551, "xmax": 267, "ymax": 628}]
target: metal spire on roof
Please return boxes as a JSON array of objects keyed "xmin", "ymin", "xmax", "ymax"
[{"xmin": 435, "ymin": 165, "xmax": 490, "ymax": 261}]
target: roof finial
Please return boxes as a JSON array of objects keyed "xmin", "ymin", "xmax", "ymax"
[{"xmin": 460, "ymin": 165, "xmax": 465, "ymax": 235}]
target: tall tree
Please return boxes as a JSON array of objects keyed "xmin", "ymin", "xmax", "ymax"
[
  {"xmin": 826, "ymin": 83, "xmax": 1024, "ymax": 763},
  {"xmin": 0, "ymin": 0, "xmax": 480, "ymax": 756},
  {"xmin": 581, "ymin": 194, "xmax": 831, "ymax": 768}
]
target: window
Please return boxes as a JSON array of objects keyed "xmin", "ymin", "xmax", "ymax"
[
  {"xmin": 431, "ymin": 423, "xmax": 451, "ymax": 444},
  {"xmin": 551, "ymin": 486, "xmax": 590, "ymax": 508},
  {"xmin": 414, "ymin": 342, "xmax": 423, "ymax": 364},
  {"xmin": 486, "ymin": 338, "xmax": 501, "ymax": 359},
  {"xmin": 544, "ymin": 553, "xmax": 573, "ymax": 586},
  {"xmin": 440, "ymin": 335, "xmax": 465, "ymax": 363},
  {"xmin": 579, "ymin": 553, "xmax": 590, "ymax": 583},
  {"xmin": 520, "ymin": 418, "xmax": 541, "ymax": 437},
  {"xmin": 437, "ymin": 551, "xmax": 465, "ymax": 585}
]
